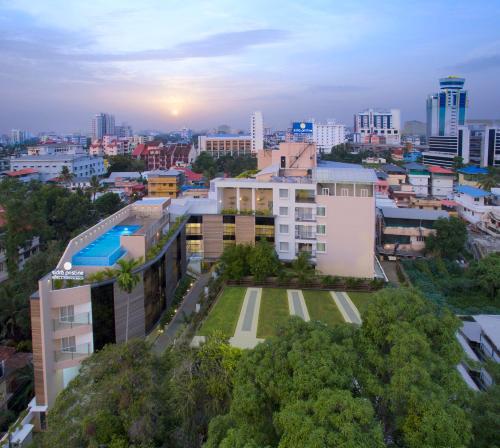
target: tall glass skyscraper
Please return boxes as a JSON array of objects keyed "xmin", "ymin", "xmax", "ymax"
[{"xmin": 426, "ymin": 76, "xmax": 468, "ymax": 138}]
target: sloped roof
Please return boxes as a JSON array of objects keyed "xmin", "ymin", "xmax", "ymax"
[
  {"xmin": 379, "ymin": 206, "xmax": 448, "ymax": 220},
  {"xmin": 6, "ymin": 168, "xmax": 38, "ymax": 176},
  {"xmin": 458, "ymin": 166, "xmax": 489, "ymax": 175},
  {"xmin": 428, "ymin": 165, "xmax": 454, "ymax": 174},
  {"xmin": 456, "ymin": 185, "xmax": 491, "ymax": 198}
]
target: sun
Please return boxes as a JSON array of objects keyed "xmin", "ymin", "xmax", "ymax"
[{"xmin": 171, "ymin": 109, "xmax": 179, "ymax": 116}]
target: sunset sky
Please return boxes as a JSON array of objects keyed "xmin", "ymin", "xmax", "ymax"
[{"xmin": 1, "ymin": 0, "xmax": 500, "ymax": 133}]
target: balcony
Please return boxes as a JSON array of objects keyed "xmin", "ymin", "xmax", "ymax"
[
  {"xmin": 53, "ymin": 312, "xmax": 91, "ymax": 331},
  {"xmin": 54, "ymin": 343, "xmax": 91, "ymax": 362},
  {"xmin": 295, "ymin": 213, "xmax": 315, "ymax": 222},
  {"xmin": 295, "ymin": 190, "xmax": 316, "ymax": 204},
  {"xmin": 295, "ymin": 231, "xmax": 315, "ymax": 240}
]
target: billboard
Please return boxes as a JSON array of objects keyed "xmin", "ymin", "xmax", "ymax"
[{"xmin": 292, "ymin": 121, "xmax": 313, "ymax": 135}]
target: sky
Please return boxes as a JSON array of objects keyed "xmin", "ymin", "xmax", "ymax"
[{"xmin": 1, "ymin": 0, "xmax": 500, "ymax": 134}]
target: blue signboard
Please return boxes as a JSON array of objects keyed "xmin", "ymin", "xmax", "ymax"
[{"xmin": 292, "ymin": 122, "xmax": 313, "ymax": 134}]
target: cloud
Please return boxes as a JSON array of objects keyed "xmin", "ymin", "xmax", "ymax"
[{"xmin": 450, "ymin": 54, "xmax": 500, "ymax": 72}]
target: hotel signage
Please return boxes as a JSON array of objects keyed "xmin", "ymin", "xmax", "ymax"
[
  {"xmin": 292, "ymin": 121, "xmax": 313, "ymax": 135},
  {"xmin": 51, "ymin": 262, "xmax": 85, "ymax": 281}
]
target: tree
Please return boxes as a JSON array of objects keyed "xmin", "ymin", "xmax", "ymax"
[
  {"xmin": 59, "ymin": 165, "xmax": 74, "ymax": 186},
  {"xmin": 107, "ymin": 155, "xmax": 145, "ymax": 174},
  {"xmin": 219, "ymin": 244, "xmax": 252, "ymax": 280},
  {"xmin": 425, "ymin": 216, "xmax": 467, "ymax": 259},
  {"xmin": 469, "ymin": 252, "xmax": 500, "ymax": 301},
  {"xmin": 248, "ymin": 239, "xmax": 280, "ymax": 281},
  {"xmin": 192, "ymin": 152, "xmax": 217, "ymax": 175},
  {"xmin": 40, "ymin": 340, "xmax": 162, "ymax": 448},
  {"xmin": 452, "ymin": 156, "xmax": 464, "ymax": 171},
  {"xmin": 115, "ymin": 258, "xmax": 142, "ymax": 342},
  {"xmin": 291, "ymin": 251, "xmax": 314, "ymax": 283},
  {"xmin": 478, "ymin": 174, "xmax": 498, "ymax": 192},
  {"xmin": 94, "ymin": 192, "xmax": 123, "ymax": 217},
  {"xmin": 86, "ymin": 175, "xmax": 104, "ymax": 201}
]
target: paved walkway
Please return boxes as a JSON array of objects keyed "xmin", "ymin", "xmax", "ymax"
[
  {"xmin": 287, "ymin": 289, "xmax": 310, "ymax": 321},
  {"xmin": 380, "ymin": 260, "xmax": 400, "ymax": 286},
  {"xmin": 229, "ymin": 287, "xmax": 264, "ymax": 349},
  {"xmin": 153, "ymin": 272, "xmax": 211, "ymax": 354},
  {"xmin": 330, "ymin": 291, "xmax": 362, "ymax": 325}
]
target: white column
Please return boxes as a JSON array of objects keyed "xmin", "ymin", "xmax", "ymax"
[
  {"xmin": 236, "ymin": 187, "xmax": 240, "ymax": 212},
  {"xmin": 252, "ymin": 188, "xmax": 256, "ymax": 211}
]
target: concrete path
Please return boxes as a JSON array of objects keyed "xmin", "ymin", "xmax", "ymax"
[
  {"xmin": 330, "ymin": 291, "xmax": 362, "ymax": 325},
  {"xmin": 229, "ymin": 287, "xmax": 264, "ymax": 349},
  {"xmin": 287, "ymin": 290, "xmax": 310, "ymax": 321},
  {"xmin": 380, "ymin": 260, "xmax": 400, "ymax": 286},
  {"xmin": 153, "ymin": 272, "xmax": 211, "ymax": 354}
]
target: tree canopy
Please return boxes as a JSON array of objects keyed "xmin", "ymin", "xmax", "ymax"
[
  {"xmin": 107, "ymin": 155, "xmax": 145, "ymax": 173},
  {"xmin": 425, "ymin": 216, "xmax": 467, "ymax": 259}
]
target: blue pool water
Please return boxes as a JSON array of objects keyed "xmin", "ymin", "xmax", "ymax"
[{"xmin": 72, "ymin": 225, "xmax": 141, "ymax": 266}]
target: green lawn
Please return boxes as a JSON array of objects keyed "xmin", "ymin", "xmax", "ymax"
[
  {"xmin": 302, "ymin": 290, "xmax": 345, "ymax": 326},
  {"xmin": 257, "ymin": 288, "xmax": 290, "ymax": 338},
  {"xmin": 198, "ymin": 287, "xmax": 246, "ymax": 337},
  {"xmin": 347, "ymin": 292, "xmax": 376, "ymax": 316}
]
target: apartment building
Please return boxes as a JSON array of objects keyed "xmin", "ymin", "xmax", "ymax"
[
  {"xmin": 454, "ymin": 185, "xmax": 495, "ymax": 225},
  {"xmin": 132, "ymin": 143, "xmax": 195, "ymax": 170},
  {"xmin": 147, "ymin": 170, "xmax": 185, "ymax": 198},
  {"xmin": 404, "ymin": 163, "xmax": 430, "ymax": 197},
  {"xmin": 428, "ymin": 165, "xmax": 454, "ymax": 198},
  {"xmin": 28, "ymin": 198, "xmax": 187, "ymax": 427},
  {"xmin": 198, "ymin": 134, "xmax": 253, "ymax": 158},
  {"xmin": 312, "ymin": 120, "xmax": 346, "ymax": 153}
]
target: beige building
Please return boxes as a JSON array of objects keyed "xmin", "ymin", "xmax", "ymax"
[{"xmin": 198, "ymin": 134, "xmax": 253, "ymax": 158}]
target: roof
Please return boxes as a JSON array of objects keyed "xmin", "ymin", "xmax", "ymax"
[
  {"xmin": 456, "ymin": 185, "xmax": 491, "ymax": 198},
  {"xmin": 108, "ymin": 172, "xmax": 142, "ymax": 181},
  {"xmin": 473, "ymin": 315, "xmax": 500, "ymax": 349},
  {"xmin": 314, "ymin": 167, "xmax": 378, "ymax": 183},
  {"xmin": 428, "ymin": 165, "xmax": 454, "ymax": 174},
  {"xmin": 175, "ymin": 167, "xmax": 203, "ymax": 182},
  {"xmin": 403, "ymin": 162, "xmax": 428, "ymax": 171},
  {"xmin": 381, "ymin": 163, "xmax": 406, "ymax": 174},
  {"xmin": 458, "ymin": 166, "xmax": 489, "ymax": 175},
  {"xmin": 6, "ymin": 168, "xmax": 38, "ymax": 177},
  {"xmin": 132, "ymin": 143, "xmax": 147, "ymax": 157},
  {"xmin": 147, "ymin": 169, "xmax": 182, "ymax": 177},
  {"xmin": 317, "ymin": 160, "xmax": 363, "ymax": 169},
  {"xmin": 205, "ymin": 133, "xmax": 251, "ymax": 138},
  {"xmin": 379, "ymin": 206, "xmax": 449, "ymax": 221},
  {"xmin": 440, "ymin": 199, "xmax": 457, "ymax": 207}
]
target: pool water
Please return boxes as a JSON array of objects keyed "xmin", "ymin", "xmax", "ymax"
[{"xmin": 72, "ymin": 225, "xmax": 141, "ymax": 266}]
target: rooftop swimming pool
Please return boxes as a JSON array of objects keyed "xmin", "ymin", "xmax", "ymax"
[{"xmin": 72, "ymin": 225, "xmax": 141, "ymax": 266}]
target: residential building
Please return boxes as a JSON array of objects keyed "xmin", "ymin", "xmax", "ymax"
[
  {"xmin": 198, "ymin": 134, "xmax": 253, "ymax": 158},
  {"xmin": 408, "ymin": 197, "xmax": 458, "ymax": 216},
  {"xmin": 404, "ymin": 163, "xmax": 429, "ymax": 196},
  {"xmin": 250, "ymin": 111, "xmax": 264, "ymax": 153},
  {"xmin": 377, "ymin": 207, "xmax": 448, "ymax": 258},
  {"xmin": 454, "ymin": 185, "xmax": 495, "ymax": 225},
  {"xmin": 457, "ymin": 315, "xmax": 500, "ymax": 390},
  {"xmin": 428, "ymin": 165, "xmax": 454, "ymax": 198},
  {"xmin": 132, "ymin": 143, "xmax": 195, "ymax": 170},
  {"xmin": 115, "ymin": 123, "xmax": 133, "ymax": 138},
  {"xmin": 147, "ymin": 170, "xmax": 185, "ymax": 198},
  {"xmin": 29, "ymin": 198, "xmax": 187, "ymax": 425},
  {"xmin": 27, "ymin": 142, "xmax": 85, "ymax": 156},
  {"xmin": 0, "ymin": 234, "xmax": 40, "ymax": 283},
  {"xmin": 0, "ymin": 346, "xmax": 32, "ymax": 411},
  {"xmin": 10, "ymin": 153, "xmax": 105, "ymax": 182},
  {"xmin": 457, "ymin": 166, "xmax": 489, "ymax": 188},
  {"xmin": 483, "ymin": 127, "xmax": 500, "ymax": 167},
  {"xmin": 354, "ymin": 108, "xmax": 401, "ymax": 144},
  {"xmin": 91, "ymin": 113, "xmax": 115, "ymax": 140},
  {"xmin": 312, "ymin": 120, "xmax": 346, "ymax": 153},
  {"xmin": 4, "ymin": 168, "xmax": 40, "ymax": 183},
  {"xmin": 380, "ymin": 164, "xmax": 406, "ymax": 186}
]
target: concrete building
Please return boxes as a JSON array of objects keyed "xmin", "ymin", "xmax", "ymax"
[
  {"xmin": 377, "ymin": 207, "xmax": 448, "ymax": 258},
  {"xmin": 198, "ymin": 134, "xmax": 253, "ymax": 158},
  {"xmin": 422, "ymin": 129, "xmax": 470, "ymax": 167},
  {"xmin": 404, "ymin": 163, "xmax": 430, "ymax": 197},
  {"xmin": 147, "ymin": 170, "xmax": 185, "ymax": 198},
  {"xmin": 132, "ymin": 143, "xmax": 195, "ymax": 170},
  {"xmin": 250, "ymin": 111, "xmax": 264, "ymax": 153},
  {"xmin": 0, "ymin": 235, "xmax": 40, "ymax": 283},
  {"xmin": 483, "ymin": 127, "xmax": 500, "ymax": 167},
  {"xmin": 454, "ymin": 185, "xmax": 495, "ymax": 225},
  {"xmin": 91, "ymin": 113, "xmax": 115, "ymax": 140},
  {"xmin": 28, "ymin": 198, "xmax": 187, "ymax": 426},
  {"xmin": 428, "ymin": 165, "xmax": 455, "ymax": 198},
  {"xmin": 312, "ymin": 120, "xmax": 346, "ymax": 153},
  {"xmin": 27, "ymin": 142, "xmax": 85, "ymax": 156},
  {"xmin": 10, "ymin": 129, "xmax": 28, "ymax": 144},
  {"xmin": 354, "ymin": 109, "xmax": 401, "ymax": 144},
  {"xmin": 10, "ymin": 153, "xmax": 105, "ymax": 182}
]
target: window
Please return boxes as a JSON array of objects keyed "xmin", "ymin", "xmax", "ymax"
[
  {"xmin": 317, "ymin": 206, "xmax": 326, "ymax": 217},
  {"xmin": 59, "ymin": 305, "xmax": 74, "ymax": 322},
  {"xmin": 317, "ymin": 242, "xmax": 326, "ymax": 252},
  {"xmin": 322, "ymin": 187, "xmax": 330, "ymax": 195},
  {"xmin": 317, "ymin": 225, "xmax": 326, "ymax": 235},
  {"xmin": 279, "ymin": 242, "xmax": 289, "ymax": 252},
  {"xmin": 360, "ymin": 188, "xmax": 369, "ymax": 197},
  {"xmin": 279, "ymin": 224, "xmax": 289, "ymax": 234},
  {"xmin": 61, "ymin": 336, "xmax": 76, "ymax": 352},
  {"xmin": 340, "ymin": 188, "xmax": 349, "ymax": 196},
  {"xmin": 279, "ymin": 207, "xmax": 288, "ymax": 216},
  {"xmin": 279, "ymin": 189, "xmax": 288, "ymax": 199}
]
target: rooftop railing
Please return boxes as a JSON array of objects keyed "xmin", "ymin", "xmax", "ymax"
[
  {"xmin": 52, "ymin": 312, "xmax": 91, "ymax": 331},
  {"xmin": 54, "ymin": 343, "xmax": 91, "ymax": 362}
]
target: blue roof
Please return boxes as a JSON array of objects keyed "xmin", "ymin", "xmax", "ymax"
[
  {"xmin": 317, "ymin": 160, "xmax": 363, "ymax": 169},
  {"xmin": 458, "ymin": 166, "xmax": 489, "ymax": 175},
  {"xmin": 456, "ymin": 185, "xmax": 491, "ymax": 198}
]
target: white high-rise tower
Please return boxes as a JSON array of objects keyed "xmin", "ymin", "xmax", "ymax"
[{"xmin": 250, "ymin": 111, "xmax": 264, "ymax": 152}]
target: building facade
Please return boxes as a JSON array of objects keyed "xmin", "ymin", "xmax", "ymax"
[
  {"xmin": 422, "ymin": 128, "xmax": 470, "ymax": 167},
  {"xmin": 198, "ymin": 135, "xmax": 253, "ymax": 158},
  {"xmin": 354, "ymin": 109, "xmax": 401, "ymax": 144},
  {"xmin": 91, "ymin": 113, "xmax": 115, "ymax": 140},
  {"xmin": 483, "ymin": 127, "xmax": 500, "ymax": 167},
  {"xmin": 147, "ymin": 170, "xmax": 185, "ymax": 198},
  {"xmin": 312, "ymin": 120, "xmax": 346, "ymax": 153},
  {"xmin": 250, "ymin": 112, "xmax": 264, "ymax": 153}
]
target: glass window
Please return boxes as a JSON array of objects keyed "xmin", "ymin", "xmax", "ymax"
[
  {"xmin": 61, "ymin": 336, "xmax": 76, "ymax": 352},
  {"xmin": 279, "ymin": 189, "xmax": 288, "ymax": 199},
  {"xmin": 279, "ymin": 224, "xmax": 289, "ymax": 234},
  {"xmin": 279, "ymin": 242, "xmax": 289, "ymax": 252},
  {"xmin": 279, "ymin": 207, "xmax": 288, "ymax": 216},
  {"xmin": 317, "ymin": 206, "xmax": 326, "ymax": 217},
  {"xmin": 59, "ymin": 305, "xmax": 74, "ymax": 322},
  {"xmin": 317, "ymin": 242, "xmax": 326, "ymax": 253},
  {"xmin": 317, "ymin": 225, "xmax": 326, "ymax": 235},
  {"xmin": 321, "ymin": 188, "xmax": 330, "ymax": 195}
]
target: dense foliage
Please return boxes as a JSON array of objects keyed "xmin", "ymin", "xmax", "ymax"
[
  {"xmin": 425, "ymin": 216, "xmax": 467, "ymax": 260},
  {"xmin": 107, "ymin": 155, "xmax": 146, "ymax": 173},
  {"xmin": 192, "ymin": 153, "xmax": 257, "ymax": 179}
]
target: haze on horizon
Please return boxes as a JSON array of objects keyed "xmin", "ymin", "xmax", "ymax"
[{"xmin": 1, "ymin": 0, "xmax": 500, "ymax": 134}]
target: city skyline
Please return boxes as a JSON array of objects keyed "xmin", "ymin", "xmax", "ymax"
[{"xmin": 1, "ymin": 0, "xmax": 500, "ymax": 134}]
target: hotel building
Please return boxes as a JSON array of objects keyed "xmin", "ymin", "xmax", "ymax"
[
  {"xmin": 29, "ymin": 198, "xmax": 187, "ymax": 427},
  {"xmin": 312, "ymin": 120, "xmax": 346, "ymax": 153},
  {"xmin": 354, "ymin": 109, "xmax": 401, "ymax": 144},
  {"xmin": 198, "ymin": 134, "xmax": 253, "ymax": 158}
]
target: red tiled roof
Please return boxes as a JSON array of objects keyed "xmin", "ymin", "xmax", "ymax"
[
  {"xmin": 440, "ymin": 199, "xmax": 457, "ymax": 207},
  {"xmin": 132, "ymin": 143, "xmax": 147, "ymax": 157},
  {"xmin": 428, "ymin": 165, "xmax": 454, "ymax": 174},
  {"xmin": 176, "ymin": 166, "xmax": 202, "ymax": 182},
  {"xmin": 6, "ymin": 168, "xmax": 38, "ymax": 177}
]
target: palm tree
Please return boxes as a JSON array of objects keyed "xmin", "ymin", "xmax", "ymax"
[
  {"xmin": 87, "ymin": 175, "xmax": 104, "ymax": 201},
  {"xmin": 478, "ymin": 175, "xmax": 498, "ymax": 192},
  {"xmin": 59, "ymin": 165, "xmax": 74, "ymax": 187},
  {"xmin": 115, "ymin": 258, "xmax": 142, "ymax": 342}
]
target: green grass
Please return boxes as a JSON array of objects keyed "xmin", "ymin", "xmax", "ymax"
[
  {"xmin": 302, "ymin": 290, "xmax": 345, "ymax": 326},
  {"xmin": 257, "ymin": 288, "xmax": 290, "ymax": 338},
  {"xmin": 347, "ymin": 292, "xmax": 376, "ymax": 316},
  {"xmin": 198, "ymin": 286, "xmax": 246, "ymax": 337}
]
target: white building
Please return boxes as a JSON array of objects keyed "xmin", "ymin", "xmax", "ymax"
[
  {"xmin": 27, "ymin": 142, "xmax": 85, "ymax": 156},
  {"xmin": 10, "ymin": 154, "xmax": 105, "ymax": 182},
  {"xmin": 10, "ymin": 129, "xmax": 28, "ymax": 144},
  {"xmin": 250, "ymin": 111, "xmax": 264, "ymax": 153},
  {"xmin": 354, "ymin": 108, "xmax": 401, "ymax": 144},
  {"xmin": 91, "ymin": 113, "xmax": 115, "ymax": 140},
  {"xmin": 312, "ymin": 120, "xmax": 346, "ymax": 153},
  {"xmin": 454, "ymin": 185, "xmax": 495, "ymax": 225},
  {"xmin": 429, "ymin": 166, "xmax": 455, "ymax": 198},
  {"xmin": 422, "ymin": 127, "xmax": 470, "ymax": 167}
]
